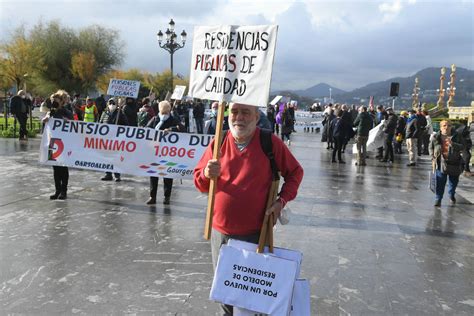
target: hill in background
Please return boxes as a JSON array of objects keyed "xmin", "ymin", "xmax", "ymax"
[{"xmin": 273, "ymin": 67, "xmax": 473, "ymax": 109}]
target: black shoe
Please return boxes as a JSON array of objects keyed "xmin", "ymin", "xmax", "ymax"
[
  {"xmin": 146, "ymin": 197, "xmax": 156, "ymax": 205},
  {"xmin": 406, "ymin": 163, "xmax": 416, "ymax": 167},
  {"xmin": 379, "ymin": 159, "xmax": 388, "ymax": 162},
  {"xmin": 339, "ymin": 160, "xmax": 346, "ymax": 164},
  {"xmin": 375, "ymin": 155, "xmax": 382, "ymax": 159},
  {"xmin": 101, "ymin": 176, "xmax": 113, "ymax": 181},
  {"xmin": 115, "ymin": 177, "xmax": 121, "ymax": 182},
  {"xmin": 163, "ymin": 196, "xmax": 170, "ymax": 205},
  {"xmin": 50, "ymin": 192, "xmax": 60, "ymax": 200},
  {"xmin": 331, "ymin": 159, "xmax": 337, "ymax": 163},
  {"xmin": 434, "ymin": 200, "xmax": 441, "ymax": 207},
  {"xmin": 57, "ymin": 191, "xmax": 67, "ymax": 200},
  {"xmin": 450, "ymin": 197, "xmax": 456, "ymax": 205}
]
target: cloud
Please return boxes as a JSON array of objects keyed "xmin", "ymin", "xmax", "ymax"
[{"xmin": 0, "ymin": 0, "xmax": 472, "ymax": 92}]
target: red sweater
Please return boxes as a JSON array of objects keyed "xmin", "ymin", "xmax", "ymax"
[{"xmin": 194, "ymin": 128, "xmax": 304, "ymax": 235}]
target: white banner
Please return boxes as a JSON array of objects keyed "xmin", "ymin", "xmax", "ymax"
[
  {"xmin": 171, "ymin": 85, "xmax": 187, "ymax": 100},
  {"xmin": 39, "ymin": 119, "xmax": 213, "ymax": 179},
  {"xmin": 188, "ymin": 25, "xmax": 278, "ymax": 107},
  {"xmin": 107, "ymin": 79, "xmax": 141, "ymax": 98}
]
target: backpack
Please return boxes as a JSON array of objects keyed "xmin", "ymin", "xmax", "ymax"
[{"xmin": 220, "ymin": 129, "xmax": 280, "ymax": 181}]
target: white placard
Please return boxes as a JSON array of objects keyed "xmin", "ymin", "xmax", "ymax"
[
  {"xmin": 210, "ymin": 245, "xmax": 297, "ymax": 315},
  {"xmin": 106, "ymin": 79, "xmax": 140, "ymax": 98},
  {"xmin": 39, "ymin": 119, "xmax": 212, "ymax": 179},
  {"xmin": 188, "ymin": 25, "xmax": 278, "ymax": 107},
  {"xmin": 270, "ymin": 95, "xmax": 282, "ymax": 105},
  {"xmin": 171, "ymin": 85, "xmax": 187, "ymax": 100}
]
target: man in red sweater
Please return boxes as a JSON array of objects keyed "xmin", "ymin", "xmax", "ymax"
[{"xmin": 194, "ymin": 103, "xmax": 303, "ymax": 315}]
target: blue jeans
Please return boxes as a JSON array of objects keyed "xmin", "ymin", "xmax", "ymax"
[{"xmin": 435, "ymin": 169, "xmax": 459, "ymax": 201}]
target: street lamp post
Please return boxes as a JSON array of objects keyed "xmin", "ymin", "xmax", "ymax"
[
  {"xmin": 411, "ymin": 77, "xmax": 420, "ymax": 110},
  {"xmin": 329, "ymin": 88, "xmax": 332, "ymax": 103},
  {"xmin": 446, "ymin": 64, "xmax": 456, "ymax": 108},
  {"xmin": 436, "ymin": 67, "xmax": 446, "ymax": 111},
  {"xmin": 157, "ymin": 19, "xmax": 187, "ymax": 94}
]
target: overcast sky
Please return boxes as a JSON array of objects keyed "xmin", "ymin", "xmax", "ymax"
[{"xmin": 1, "ymin": 0, "xmax": 472, "ymax": 92}]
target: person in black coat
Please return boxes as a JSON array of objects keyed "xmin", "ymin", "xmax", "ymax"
[
  {"xmin": 394, "ymin": 111, "xmax": 407, "ymax": 154},
  {"xmin": 330, "ymin": 109, "xmax": 348, "ymax": 163},
  {"xmin": 123, "ymin": 97, "xmax": 138, "ymax": 127},
  {"xmin": 341, "ymin": 104, "xmax": 355, "ymax": 153},
  {"xmin": 457, "ymin": 120, "xmax": 472, "ymax": 175},
  {"xmin": 380, "ymin": 108, "xmax": 398, "ymax": 163},
  {"xmin": 99, "ymin": 98, "xmax": 129, "ymax": 181},
  {"xmin": 9, "ymin": 90, "xmax": 29, "ymax": 140},
  {"xmin": 42, "ymin": 90, "xmax": 74, "ymax": 200},
  {"xmin": 95, "ymin": 94, "xmax": 106, "ymax": 119},
  {"xmin": 193, "ymin": 100, "xmax": 205, "ymax": 134},
  {"xmin": 281, "ymin": 103, "xmax": 294, "ymax": 145},
  {"xmin": 322, "ymin": 106, "xmax": 335, "ymax": 149},
  {"xmin": 146, "ymin": 100, "xmax": 185, "ymax": 205}
]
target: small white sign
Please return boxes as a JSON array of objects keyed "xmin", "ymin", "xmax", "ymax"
[
  {"xmin": 188, "ymin": 25, "xmax": 278, "ymax": 107},
  {"xmin": 107, "ymin": 79, "xmax": 140, "ymax": 98},
  {"xmin": 270, "ymin": 95, "xmax": 282, "ymax": 105},
  {"xmin": 171, "ymin": 85, "xmax": 187, "ymax": 100}
]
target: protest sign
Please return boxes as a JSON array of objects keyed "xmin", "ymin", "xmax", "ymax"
[
  {"xmin": 210, "ymin": 245, "xmax": 298, "ymax": 315},
  {"xmin": 107, "ymin": 79, "xmax": 141, "ymax": 98},
  {"xmin": 352, "ymin": 122, "xmax": 384, "ymax": 154},
  {"xmin": 39, "ymin": 119, "xmax": 212, "ymax": 179},
  {"xmin": 171, "ymin": 85, "xmax": 186, "ymax": 100},
  {"xmin": 270, "ymin": 95, "xmax": 282, "ymax": 105},
  {"xmin": 188, "ymin": 25, "xmax": 278, "ymax": 107}
]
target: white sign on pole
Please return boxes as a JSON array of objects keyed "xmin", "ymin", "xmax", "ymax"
[
  {"xmin": 39, "ymin": 119, "xmax": 213, "ymax": 179},
  {"xmin": 106, "ymin": 79, "xmax": 141, "ymax": 98},
  {"xmin": 188, "ymin": 25, "xmax": 278, "ymax": 107},
  {"xmin": 270, "ymin": 95, "xmax": 282, "ymax": 106},
  {"xmin": 171, "ymin": 85, "xmax": 187, "ymax": 100}
]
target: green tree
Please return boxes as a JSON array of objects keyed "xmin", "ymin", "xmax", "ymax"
[
  {"xmin": 76, "ymin": 25, "xmax": 124, "ymax": 78},
  {"xmin": 71, "ymin": 51, "xmax": 96, "ymax": 92},
  {"xmin": 28, "ymin": 20, "xmax": 124, "ymax": 95},
  {"xmin": 0, "ymin": 26, "xmax": 45, "ymax": 93}
]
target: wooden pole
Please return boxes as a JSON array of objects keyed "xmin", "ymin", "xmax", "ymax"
[
  {"xmin": 203, "ymin": 101, "xmax": 226, "ymax": 240},
  {"xmin": 257, "ymin": 179, "xmax": 280, "ymax": 253}
]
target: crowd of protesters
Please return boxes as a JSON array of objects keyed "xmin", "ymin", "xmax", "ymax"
[
  {"xmin": 319, "ymin": 102, "xmax": 472, "ymax": 206},
  {"xmin": 6, "ymin": 89, "xmax": 472, "ymax": 207}
]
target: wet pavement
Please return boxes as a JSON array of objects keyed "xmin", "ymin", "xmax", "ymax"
[{"xmin": 0, "ymin": 131, "xmax": 473, "ymax": 315}]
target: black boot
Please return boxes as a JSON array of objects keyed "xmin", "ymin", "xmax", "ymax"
[
  {"xmin": 50, "ymin": 191, "xmax": 60, "ymax": 200},
  {"xmin": 58, "ymin": 185, "xmax": 67, "ymax": 200}
]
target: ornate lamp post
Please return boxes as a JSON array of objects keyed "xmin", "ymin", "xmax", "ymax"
[
  {"xmin": 446, "ymin": 64, "xmax": 456, "ymax": 108},
  {"xmin": 157, "ymin": 19, "xmax": 187, "ymax": 92},
  {"xmin": 411, "ymin": 77, "xmax": 420, "ymax": 110},
  {"xmin": 436, "ymin": 67, "xmax": 446, "ymax": 111}
]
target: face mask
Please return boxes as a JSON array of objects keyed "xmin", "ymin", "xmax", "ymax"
[
  {"xmin": 108, "ymin": 104, "xmax": 117, "ymax": 112},
  {"xmin": 211, "ymin": 109, "xmax": 217, "ymax": 116},
  {"xmin": 159, "ymin": 113, "xmax": 170, "ymax": 121}
]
